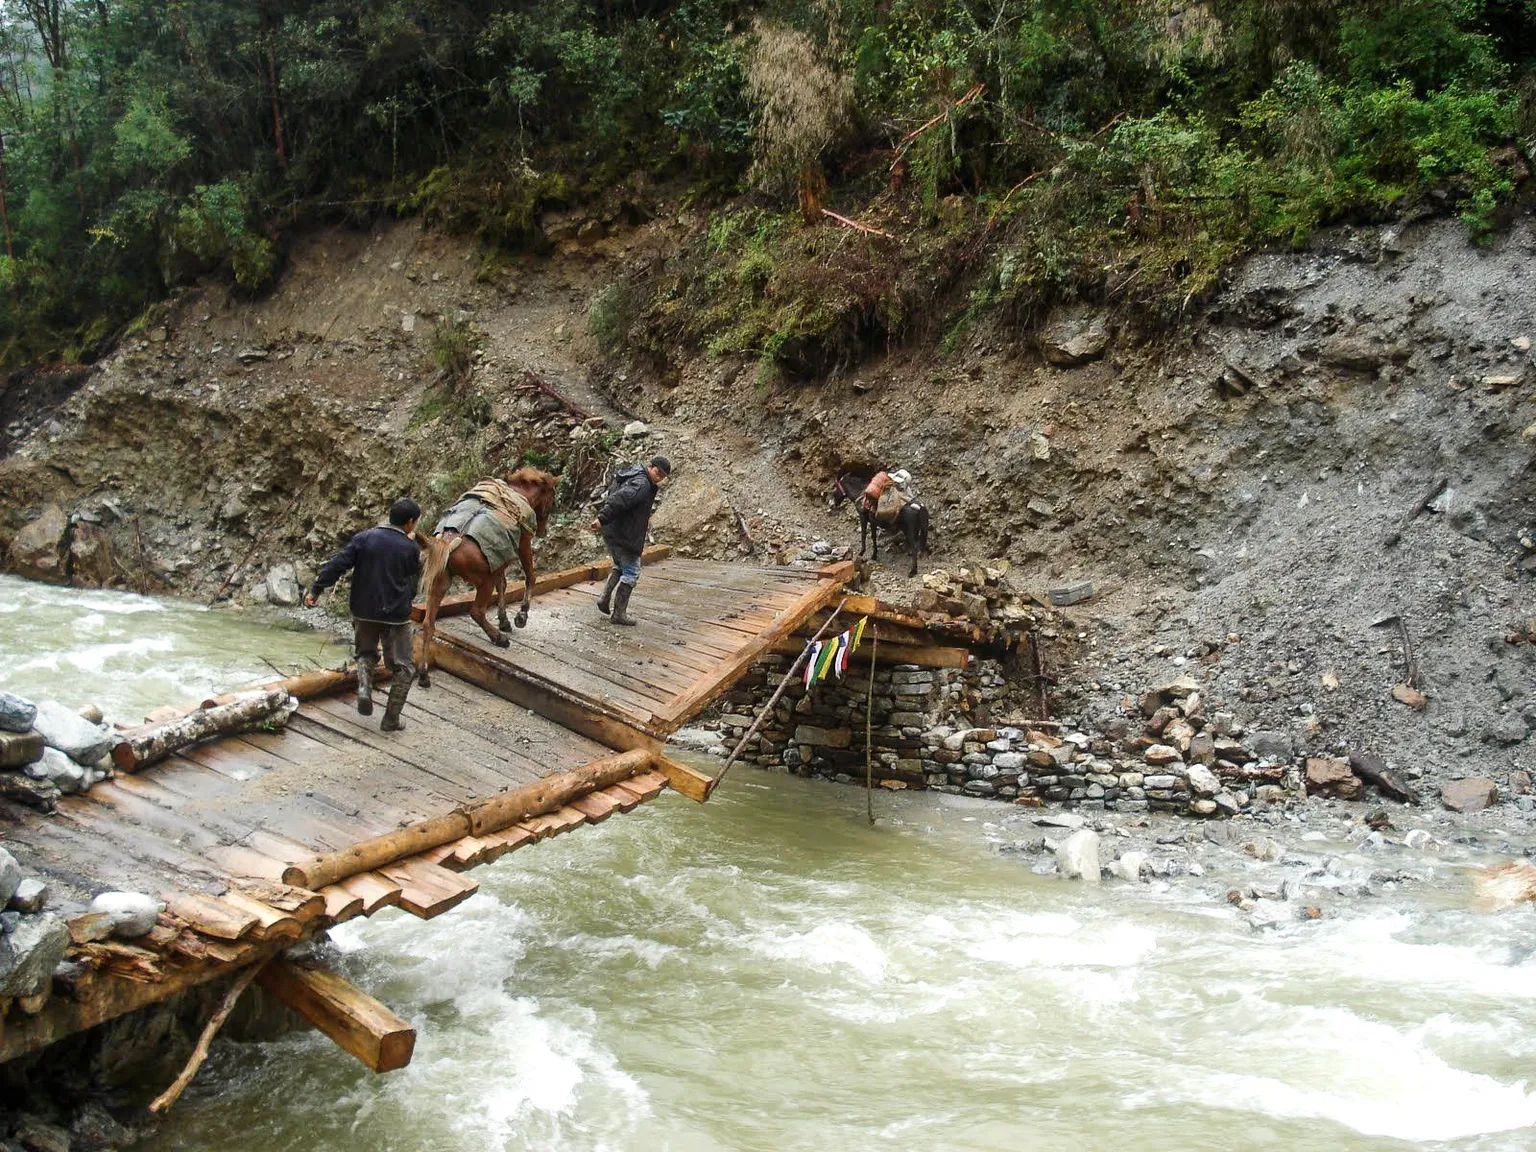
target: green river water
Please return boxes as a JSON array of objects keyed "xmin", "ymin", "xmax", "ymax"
[{"xmin": 2, "ymin": 576, "xmax": 1534, "ymax": 1152}]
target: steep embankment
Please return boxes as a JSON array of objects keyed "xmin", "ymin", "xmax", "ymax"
[{"xmin": 1, "ymin": 206, "xmax": 1532, "ymax": 792}]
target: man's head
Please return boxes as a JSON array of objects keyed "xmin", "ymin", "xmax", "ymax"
[
  {"xmin": 646, "ymin": 456, "xmax": 673, "ymax": 487},
  {"xmin": 389, "ymin": 497, "xmax": 421, "ymax": 532}
]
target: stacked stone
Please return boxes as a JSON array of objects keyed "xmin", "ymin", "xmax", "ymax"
[
  {"xmin": 0, "ymin": 690, "xmax": 114, "ymax": 812},
  {"xmin": 1, "ymin": 844, "xmax": 68, "ymax": 1014}
]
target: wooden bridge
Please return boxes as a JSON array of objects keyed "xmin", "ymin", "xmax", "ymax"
[{"xmin": 0, "ymin": 552, "xmax": 853, "ymax": 1076}]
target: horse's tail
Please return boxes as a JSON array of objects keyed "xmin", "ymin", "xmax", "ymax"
[{"xmin": 415, "ymin": 530, "xmax": 462, "ymax": 599}]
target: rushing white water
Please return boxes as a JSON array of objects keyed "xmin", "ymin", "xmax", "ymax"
[
  {"xmin": 4, "ymin": 577, "xmax": 1534, "ymax": 1151},
  {"xmin": 0, "ymin": 575, "xmax": 345, "ymax": 723}
]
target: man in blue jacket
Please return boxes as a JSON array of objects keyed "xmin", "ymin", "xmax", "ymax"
[
  {"xmin": 305, "ymin": 497, "xmax": 423, "ymax": 731},
  {"xmin": 589, "ymin": 456, "xmax": 671, "ymax": 626}
]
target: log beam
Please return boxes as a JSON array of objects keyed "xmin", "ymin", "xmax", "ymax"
[
  {"xmin": 410, "ymin": 546, "xmax": 672, "ymax": 623},
  {"xmin": 256, "ymin": 959, "xmax": 416, "ymax": 1073}
]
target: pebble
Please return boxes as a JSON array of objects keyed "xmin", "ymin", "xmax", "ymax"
[
  {"xmin": 0, "ymin": 689, "xmax": 38, "ymax": 733},
  {"xmin": 0, "ymin": 846, "xmax": 21, "ymax": 906}
]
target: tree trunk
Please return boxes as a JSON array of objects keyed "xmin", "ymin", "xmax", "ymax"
[{"xmin": 112, "ymin": 689, "xmax": 292, "ymax": 773}]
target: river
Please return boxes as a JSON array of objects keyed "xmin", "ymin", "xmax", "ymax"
[{"xmin": 3, "ymin": 578, "xmax": 1535, "ymax": 1151}]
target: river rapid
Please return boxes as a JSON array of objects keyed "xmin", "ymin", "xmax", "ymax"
[{"xmin": 3, "ymin": 578, "xmax": 1534, "ymax": 1151}]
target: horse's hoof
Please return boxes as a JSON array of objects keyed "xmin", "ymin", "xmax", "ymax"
[
  {"xmin": 417, "ymin": 672, "xmax": 432, "ymax": 688},
  {"xmin": 496, "ymin": 618, "xmax": 511, "ymax": 633},
  {"xmin": 514, "ymin": 612, "xmax": 528, "ymax": 629},
  {"xmin": 492, "ymin": 634, "xmax": 511, "ymax": 649}
]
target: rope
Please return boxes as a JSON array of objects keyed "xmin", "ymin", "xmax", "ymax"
[{"xmin": 711, "ymin": 598, "xmax": 849, "ymax": 789}]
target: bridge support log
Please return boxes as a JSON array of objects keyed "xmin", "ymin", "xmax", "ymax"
[
  {"xmin": 256, "ymin": 959, "xmax": 416, "ymax": 1073},
  {"xmin": 282, "ymin": 749, "xmax": 654, "ymax": 890}
]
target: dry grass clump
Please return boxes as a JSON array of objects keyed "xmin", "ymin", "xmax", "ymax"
[{"xmin": 745, "ymin": 21, "xmax": 853, "ymax": 200}]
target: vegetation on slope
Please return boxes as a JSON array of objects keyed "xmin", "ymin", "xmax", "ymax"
[{"xmin": 0, "ymin": 0, "xmax": 1532, "ymax": 370}]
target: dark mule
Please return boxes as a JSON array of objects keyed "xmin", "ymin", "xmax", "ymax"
[
  {"xmin": 829, "ymin": 469, "xmax": 932, "ymax": 577},
  {"xmin": 415, "ymin": 467, "xmax": 558, "ymax": 687}
]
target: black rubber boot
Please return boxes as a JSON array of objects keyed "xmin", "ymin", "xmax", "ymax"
[
  {"xmin": 355, "ymin": 659, "xmax": 375, "ymax": 717},
  {"xmin": 609, "ymin": 582, "xmax": 637, "ymax": 626},
  {"xmin": 596, "ymin": 569, "xmax": 621, "ymax": 615},
  {"xmin": 380, "ymin": 677, "xmax": 411, "ymax": 732}
]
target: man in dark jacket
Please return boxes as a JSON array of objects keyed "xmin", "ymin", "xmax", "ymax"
[
  {"xmin": 588, "ymin": 456, "xmax": 670, "ymax": 626},
  {"xmin": 304, "ymin": 497, "xmax": 422, "ymax": 731}
]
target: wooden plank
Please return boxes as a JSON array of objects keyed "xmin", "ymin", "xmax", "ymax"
[
  {"xmin": 476, "ymin": 824, "xmax": 536, "ymax": 861},
  {"xmin": 656, "ymin": 575, "xmax": 850, "ymax": 727},
  {"xmin": 233, "ymin": 882, "xmax": 326, "ymax": 923},
  {"xmin": 164, "ymin": 893, "xmax": 259, "ymax": 941},
  {"xmin": 567, "ymin": 791, "xmax": 621, "ymax": 823},
  {"xmin": 375, "ymin": 858, "xmax": 479, "ymax": 920},
  {"xmin": 426, "ymin": 633, "xmax": 665, "ymax": 752},
  {"xmin": 596, "ymin": 783, "xmax": 640, "ymax": 812},
  {"xmin": 256, "ymin": 960, "xmax": 416, "ymax": 1073},
  {"xmin": 320, "ymin": 885, "xmax": 366, "ymax": 923},
  {"xmin": 218, "ymin": 891, "xmax": 302, "ymax": 943},
  {"xmin": 653, "ymin": 755, "xmax": 714, "ymax": 803},
  {"xmin": 336, "ymin": 872, "xmax": 402, "ymax": 915},
  {"xmin": 613, "ymin": 772, "xmax": 666, "ymax": 802}
]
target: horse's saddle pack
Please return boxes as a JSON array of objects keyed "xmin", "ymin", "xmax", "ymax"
[{"xmin": 434, "ymin": 480, "xmax": 535, "ymax": 572}]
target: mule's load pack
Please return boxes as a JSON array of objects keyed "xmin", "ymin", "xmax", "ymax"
[{"xmin": 861, "ymin": 470, "xmax": 910, "ymax": 525}]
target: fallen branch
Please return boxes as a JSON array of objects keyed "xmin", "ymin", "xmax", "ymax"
[
  {"xmin": 148, "ymin": 960, "xmax": 268, "ymax": 1114},
  {"xmin": 820, "ymin": 209, "xmax": 896, "ymax": 239},
  {"xmin": 892, "ymin": 84, "xmax": 985, "ymax": 164},
  {"xmin": 517, "ymin": 369, "xmax": 593, "ymax": 420}
]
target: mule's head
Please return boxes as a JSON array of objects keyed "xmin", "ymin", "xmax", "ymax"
[
  {"xmin": 503, "ymin": 466, "xmax": 559, "ymax": 536},
  {"xmin": 829, "ymin": 469, "xmax": 879, "ymax": 511}
]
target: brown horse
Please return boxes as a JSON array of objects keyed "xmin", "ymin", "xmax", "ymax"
[{"xmin": 414, "ymin": 467, "xmax": 558, "ymax": 688}]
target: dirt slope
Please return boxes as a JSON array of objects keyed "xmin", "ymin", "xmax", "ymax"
[{"xmin": 1, "ymin": 205, "xmax": 1532, "ymax": 792}]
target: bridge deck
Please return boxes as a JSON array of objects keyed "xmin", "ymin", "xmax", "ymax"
[{"xmin": 0, "ymin": 555, "xmax": 851, "ymax": 1066}]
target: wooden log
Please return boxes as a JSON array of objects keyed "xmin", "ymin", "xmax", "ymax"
[
  {"xmin": 654, "ymin": 754, "xmax": 713, "ymax": 803},
  {"xmin": 280, "ymin": 811, "xmax": 472, "ymax": 892},
  {"xmin": 163, "ymin": 893, "xmax": 259, "ymax": 941},
  {"xmin": 217, "ymin": 892, "xmax": 302, "ymax": 942},
  {"xmin": 0, "ymin": 729, "xmax": 44, "ymax": 769},
  {"xmin": 256, "ymin": 960, "xmax": 416, "ymax": 1073},
  {"xmin": 336, "ymin": 872, "xmax": 403, "ymax": 915},
  {"xmin": 113, "ymin": 690, "xmax": 291, "ymax": 773},
  {"xmin": 375, "ymin": 858, "xmax": 479, "ymax": 919},
  {"xmin": 149, "ymin": 961, "xmax": 269, "ymax": 1114},
  {"xmin": 460, "ymin": 749, "xmax": 653, "ymax": 838},
  {"xmin": 769, "ymin": 637, "xmax": 968, "ymax": 669},
  {"xmin": 319, "ymin": 885, "xmax": 365, "ymax": 924}
]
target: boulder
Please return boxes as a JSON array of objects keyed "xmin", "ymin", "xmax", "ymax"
[
  {"xmin": 1187, "ymin": 764, "xmax": 1221, "ymax": 797},
  {"xmin": 1441, "ymin": 777, "xmax": 1498, "ymax": 813},
  {"xmin": 68, "ymin": 521, "xmax": 118, "ymax": 587},
  {"xmin": 1048, "ymin": 580, "xmax": 1094, "ymax": 607},
  {"xmin": 1305, "ymin": 757, "xmax": 1361, "ymax": 800},
  {"xmin": 0, "ymin": 912, "xmax": 69, "ymax": 998},
  {"xmin": 26, "ymin": 746, "xmax": 91, "ymax": 794},
  {"xmin": 7, "ymin": 503, "xmax": 69, "ymax": 582},
  {"xmin": 87, "ymin": 891, "xmax": 162, "ymax": 939},
  {"xmin": 0, "ymin": 689, "xmax": 38, "ymax": 733},
  {"xmin": 13, "ymin": 1116, "xmax": 71, "ymax": 1152},
  {"xmin": 1247, "ymin": 729, "xmax": 1294, "ymax": 762},
  {"xmin": 265, "ymin": 562, "xmax": 302, "ymax": 607},
  {"xmin": 1144, "ymin": 744, "xmax": 1182, "ymax": 766},
  {"xmin": 32, "ymin": 700, "xmax": 115, "ymax": 765},
  {"xmin": 8, "ymin": 877, "xmax": 48, "ymax": 914},
  {"xmin": 1040, "ymin": 311, "xmax": 1110, "ymax": 366},
  {"xmin": 1108, "ymin": 851, "xmax": 1148, "ymax": 882},
  {"xmin": 1056, "ymin": 829, "xmax": 1102, "ymax": 884},
  {"xmin": 0, "ymin": 846, "xmax": 20, "ymax": 906},
  {"xmin": 0, "ymin": 772, "xmax": 60, "ymax": 812}
]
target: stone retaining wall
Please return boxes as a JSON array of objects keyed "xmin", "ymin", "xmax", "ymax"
[{"xmin": 715, "ymin": 657, "xmax": 1306, "ymax": 817}]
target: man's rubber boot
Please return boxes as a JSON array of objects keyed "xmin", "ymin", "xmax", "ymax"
[
  {"xmin": 380, "ymin": 678, "xmax": 411, "ymax": 732},
  {"xmin": 609, "ymin": 582, "xmax": 638, "ymax": 626},
  {"xmin": 355, "ymin": 659, "xmax": 375, "ymax": 717},
  {"xmin": 596, "ymin": 569, "xmax": 622, "ymax": 615}
]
